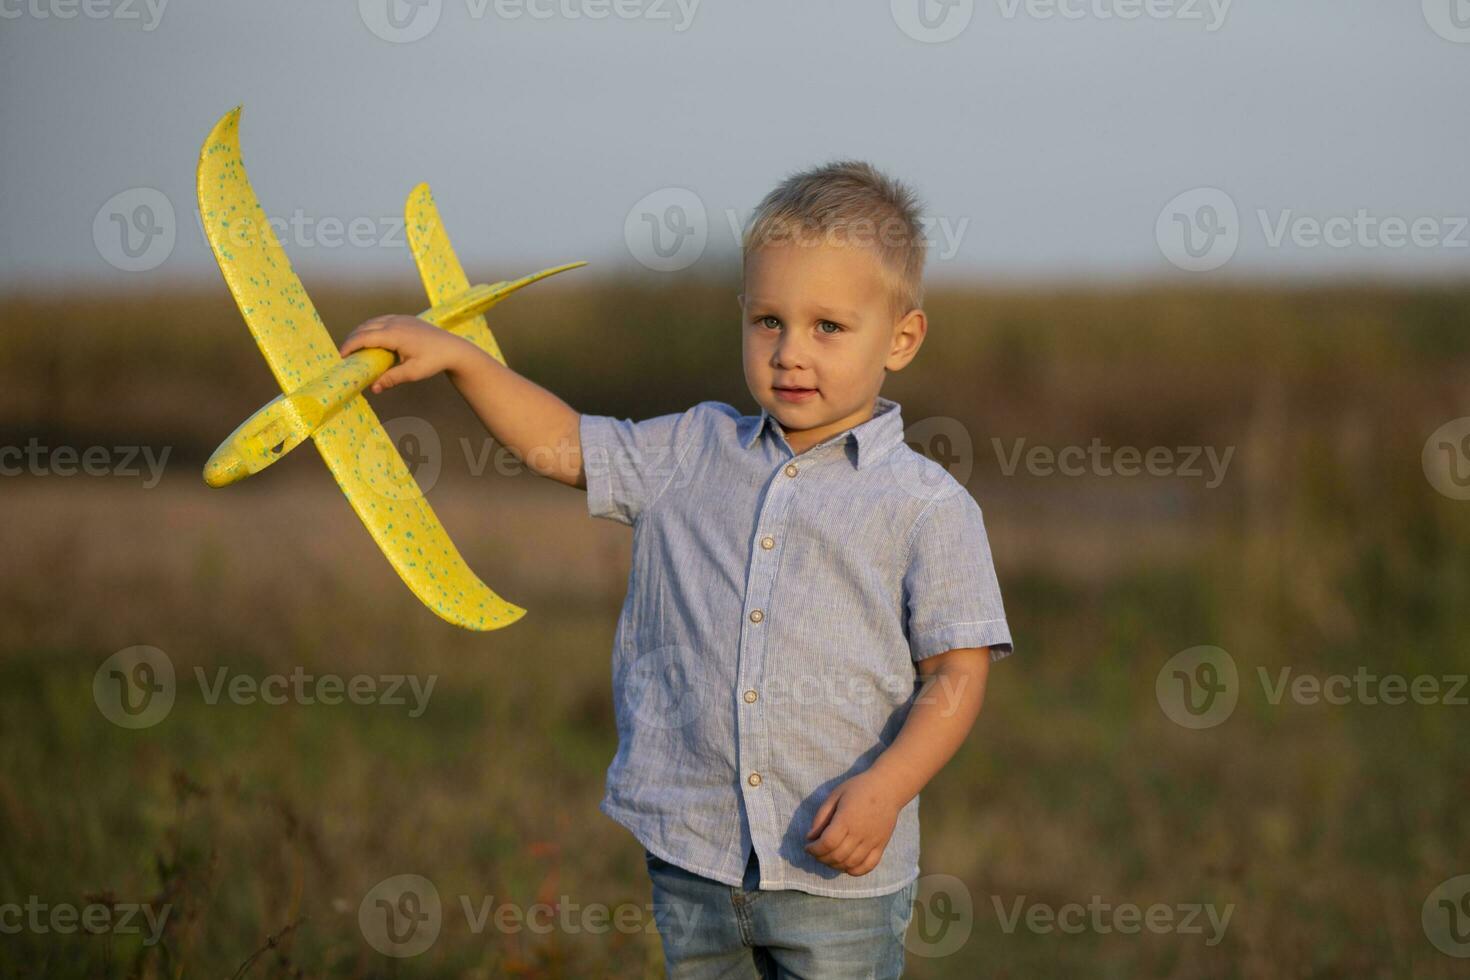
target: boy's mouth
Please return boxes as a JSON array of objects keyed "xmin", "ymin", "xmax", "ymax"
[{"xmin": 773, "ymin": 384, "xmax": 817, "ymax": 402}]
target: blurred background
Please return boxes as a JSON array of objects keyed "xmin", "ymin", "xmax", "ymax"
[{"xmin": 3, "ymin": 2, "xmax": 1469, "ymax": 977}]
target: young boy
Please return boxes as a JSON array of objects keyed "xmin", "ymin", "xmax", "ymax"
[{"xmin": 339, "ymin": 161, "xmax": 1014, "ymax": 978}]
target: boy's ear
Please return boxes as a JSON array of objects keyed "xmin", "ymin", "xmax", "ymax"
[{"xmin": 887, "ymin": 307, "xmax": 927, "ymax": 370}]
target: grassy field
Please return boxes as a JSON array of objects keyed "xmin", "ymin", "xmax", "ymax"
[{"xmin": 2, "ymin": 278, "xmax": 1469, "ymax": 977}]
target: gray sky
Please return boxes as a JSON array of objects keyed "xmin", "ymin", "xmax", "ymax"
[{"xmin": 2, "ymin": 0, "xmax": 1467, "ymax": 293}]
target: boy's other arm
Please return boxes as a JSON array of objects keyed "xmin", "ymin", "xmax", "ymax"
[
  {"xmin": 338, "ymin": 314, "xmax": 588, "ymax": 490},
  {"xmin": 867, "ymin": 647, "xmax": 992, "ymax": 807},
  {"xmin": 804, "ymin": 647, "xmax": 991, "ymax": 876}
]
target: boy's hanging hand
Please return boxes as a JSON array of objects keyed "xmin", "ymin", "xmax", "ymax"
[{"xmin": 804, "ymin": 770, "xmax": 904, "ymax": 877}]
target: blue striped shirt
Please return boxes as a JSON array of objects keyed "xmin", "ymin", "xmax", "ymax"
[{"xmin": 579, "ymin": 395, "xmax": 1014, "ymax": 898}]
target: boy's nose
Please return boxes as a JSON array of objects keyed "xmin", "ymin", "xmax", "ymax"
[{"xmin": 773, "ymin": 334, "xmax": 811, "ymax": 368}]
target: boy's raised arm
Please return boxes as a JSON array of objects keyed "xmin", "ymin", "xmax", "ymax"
[
  {"xmin": 338, "ymin": 314, "xmax": 587, "ymax": 491},
  {"xmin": 447, "ymin": 343, "xmax": 586, "ymax": 490}
]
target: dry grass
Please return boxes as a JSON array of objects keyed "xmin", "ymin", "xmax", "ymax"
[{"xmin": 1, "ymin": 280, "xmax": 1468, "ymax": 977}]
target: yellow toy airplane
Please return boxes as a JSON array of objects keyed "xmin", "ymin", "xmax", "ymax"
[{"xmin": 197, "ymin": 105, "xmax": 584, "ymax": 631}]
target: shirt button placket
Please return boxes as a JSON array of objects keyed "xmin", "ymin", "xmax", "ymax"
[{"xmin": 738, "ymin": 457, "xmax": 799, "ymax": 845}]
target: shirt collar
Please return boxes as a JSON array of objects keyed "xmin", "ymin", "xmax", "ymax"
[{"xmin": 739, "ymin": 395, "xmax": 906, "ymax": 470}]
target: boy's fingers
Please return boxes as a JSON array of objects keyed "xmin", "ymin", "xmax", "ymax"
[
  {"xmin": 806, "ymin": 821, "xmax": 849, "ymax": 857},
  {"xmin": 370, "ymin": 363, "xmax": 412, "ymax": 393},
  {"xmin": 807, "ymin": 794, "xmax": 838, "ymax": 838},
  {"xmin": 826, "ymin": 834, "xmax": 863, "ymax": 868},
  {"xmin": 339, "ymin": 331, "xmax": 370, "ymax": 357},
  {"xmin": 340, "ymin": 326, "xmax": 393, "ymax": 358},
  {"xmin": 848, "ymin": 849, "xmax": 879, "ymax": 876}
]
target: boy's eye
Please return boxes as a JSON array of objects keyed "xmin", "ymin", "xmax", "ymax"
[{"xmin": 753, "ymin": 316, "xmax": 843, "ymax": 334}]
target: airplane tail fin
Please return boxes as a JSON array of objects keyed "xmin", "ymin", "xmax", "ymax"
[
  {"xmin": 405, "ymin": 182, "xmax": 508, "ymax": 363},
  {"xmin": 405, "ymin": 183, "xmax": 585, "ymax": 366}
]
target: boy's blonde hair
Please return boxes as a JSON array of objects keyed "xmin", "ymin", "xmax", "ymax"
[{"xmin": 741, "ymin": 160, "xmax": 928, "ymax": 323}]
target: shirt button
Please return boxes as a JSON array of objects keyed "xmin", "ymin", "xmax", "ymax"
[
  {"xmin": 749, "ymin": 609, "xmax": 764, "ymax": 623},
  {"xmin": 743, "ymin": 689, "xmax": 758, "ymax": 703},
  {"xmin": 784, "ymin": 463, "xmax": 799, "ymax": 477},
  {"xmin": 748, "ymin": 772, "xmax": 762, "ymax": 787},
  {"xmin": 760, "ymin": 535, "xmax": 775, "ymax": 550}
]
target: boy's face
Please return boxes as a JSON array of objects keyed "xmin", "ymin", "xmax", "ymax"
[{"xmin": 739, "ymin": 241, "xmax": 925, "ymax": 454}]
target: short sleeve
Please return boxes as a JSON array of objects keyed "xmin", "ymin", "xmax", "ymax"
[
  {"xmin": 902, "ymin": 488, "xmax": 1014, "ymax": 663},
  {"xmin": 579, "ymin": 406, "xmax": 699, "ymax": 526}
]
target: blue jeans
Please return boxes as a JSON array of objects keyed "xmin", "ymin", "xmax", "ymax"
[{"xmin": 644, "ymin": 847, "xmax": 917, "ymax": 979}]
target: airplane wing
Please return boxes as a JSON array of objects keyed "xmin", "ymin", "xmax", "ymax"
[
  {"xmin": 197, "ymin": 108, "xmax": 342, "ymax": 392},
  {"xmin": 196, "ymin": 106, "xmax": 526, "ymax": 630}
]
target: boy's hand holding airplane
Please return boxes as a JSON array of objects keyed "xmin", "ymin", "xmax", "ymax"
[
  {"xmin": 339, "ymin": 315, "xmax": 479, "ymax": 394},
  {"xmin": 342, "ymin": 311, "xmax": 586, "ymax": 491}
]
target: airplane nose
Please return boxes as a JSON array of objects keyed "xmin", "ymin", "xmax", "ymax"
[{"xmin": 203, "ymin": 446, "xmax": 247, "ymax": 488}]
